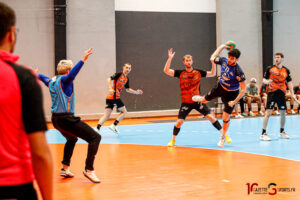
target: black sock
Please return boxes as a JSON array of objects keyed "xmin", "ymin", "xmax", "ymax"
[
  {"xmin": 212, "ymin": 121, "xmax": 222, "ymax": 131},
  {"xmin": 280, "ymin": 128, "xmax": 284, "ymax": 133},
  {"xmin": 262, "ymin": 129, "xmax": 266, "ymax": 135},
  {"xmin": 97, "ymin": 124, "xmax": 101, "ymax": 130},
  {"xmin": 173, "ymin": 127, "xmax": 180, "ymax": 136},
  {"xmin": 114, "ymin": 120, "xmax": 119, "ymax": 126}
]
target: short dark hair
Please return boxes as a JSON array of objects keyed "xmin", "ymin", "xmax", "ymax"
[
  {"xmin": 0, "ymin": 2, "xmax": 16, "ymax": 42},
  {"xmin": 275, "ymin": 52, "xmax": 284, "ymax": 58},
  {"xmin": 228, "ymin": 49, "xmax": 241, "ymax": 59},
  {"xmin": 123, "ymin": 63, "xmax": 131, "ymax": 67},
  {"xmin": 183, "ymin": 54, "xmax": 193, "ymax": 61}
]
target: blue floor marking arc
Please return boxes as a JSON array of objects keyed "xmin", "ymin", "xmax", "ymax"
[{"xmin": 46, "ymin": 115, "xmax": 300, "ymax": 161}]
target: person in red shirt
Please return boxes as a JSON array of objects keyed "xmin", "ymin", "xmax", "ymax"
[
  {"xmin": 0, "ymin": 2, "xmax": 53, "ymax": 200},
  {"xmin": 96, "ymin": 63, "xmax": 143, "ymax": 134},
  {"xmin": 261, "ymin": 53, "xmax": 300, "ymax": 141},
  {"xmin": 164, "ymin": 48, "xmax": 224, "ymax": 147}
]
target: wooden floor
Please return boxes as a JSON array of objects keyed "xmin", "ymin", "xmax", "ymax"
[
  {"xmin": 45, "ymin": 114, "xmax": 300, "ymax": 199},
  {"xmin": 51, "ymin": 143, "xmax": 300, "ymax": 200}
]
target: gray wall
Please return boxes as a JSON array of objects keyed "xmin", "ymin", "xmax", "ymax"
[
  {"xmin": 216, "ymin": 0, "xmax": 263, "ymax": 86},
  {"xmin": 8, "ymin": 0, "xmax": 284, "ymax": 115},
  {"xmin": 116, "ymin": 11, "xmax": 216, "ymax": 111},
  {"xmin": 4, "ymin": 0, "xmax": 116, "ymax": 116},
  {"xmin": 274, "ymin": 0, "xmax": 300, "ymax": 85},
  {"xmin": 67, "ymin": 0, "xmax": 116, "ymax": 114},
  {"xmin": 3, "ymin": 0, "xmax": 54, "ymax": 116}
]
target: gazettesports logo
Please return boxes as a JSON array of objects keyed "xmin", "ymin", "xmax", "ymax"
[{"xmin": 246, "ymin": 183, "xmax": 296, "ymax": 195}]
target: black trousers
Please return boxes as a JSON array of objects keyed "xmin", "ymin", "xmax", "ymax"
[
  {"xmin": 52, "ymin": 113, "xmax": 101, "ymax": 170},
  {"xmin": 0, "ymin": 182, "xmax": 37, "ymax": 200},
  {"xmin": 239, "ymin": 98, "xmax": 245, "ymax": 113}
]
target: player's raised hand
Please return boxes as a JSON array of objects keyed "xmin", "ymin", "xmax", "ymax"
[
  {"xmin": 264, "ymin": 79, "xmax": 273, "ymax": 85},
  {"xmin": 109, "ymin": 88, "xmax": 115, "ymax": 95},
  {"xmin": 168, "ymin": 48, "xmax": 175, "ymax": 59},
  {"xmin": 82, "ymin": 48, "xmax": 93, "ymax": 62},
  {"xmin": 136, "ymin": 89, "xmax": 143, "ymax": 95},
  {"xmin": 228, "ymin": 101, "xmax": 235, "ymax": 107}
]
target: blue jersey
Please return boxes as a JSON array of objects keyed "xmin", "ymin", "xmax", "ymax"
[
  {"xmin": 38, "ymin": 60, "xmax": 84, "ymax": 113},
  {"xmin": 215, "ymin": 57, "xmax": 246, "ymax": 91},
  {"xmin": 49, "ymin": 76, "xmax": 75, "ymax": 113}
]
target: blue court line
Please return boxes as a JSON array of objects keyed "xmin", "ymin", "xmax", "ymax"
[{"xmin": 46, "ymin": 115, "xmax": 300, "ymax": 161}]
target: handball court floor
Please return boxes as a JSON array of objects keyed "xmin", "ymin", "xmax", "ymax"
[{"xmin": 46, "ymin": 114, "xmax": 300, "ymax": 200}]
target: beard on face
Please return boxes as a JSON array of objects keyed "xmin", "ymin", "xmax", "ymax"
[{"xmin": 10, "ymin": 31, "xmax": 16, "ymax": 53}]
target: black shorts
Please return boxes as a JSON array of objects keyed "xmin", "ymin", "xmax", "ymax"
[
  {"xmin": 105, "ymin": 99, "xmax": 125, "ymax": 110},
  {"xmin": 0, "ymin": 182, "xmax": 37, "ymax": 200},
  {"xmin": 178, "ymin": 102, "xmax": 210, "ymax": 120},
  {"xmin": 205, "ymin": 83, "xmax": 239, "ymax": 114},
  {"xmin": 266, "ymin": 89, "xmax": 286, "ymax": 110}
]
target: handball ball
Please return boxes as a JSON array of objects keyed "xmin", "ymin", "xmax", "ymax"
[{"xmin": 225, "ymin": 41, "xmax": 236, "ymax": 50}]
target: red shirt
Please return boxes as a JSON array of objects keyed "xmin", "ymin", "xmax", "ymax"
[
  {"xmin": 174, "ymin": 69, "xmax": 207, "ymax": 103},
  {"xmin": 0, "ymin": 50, "xmax": 47, "ymax": 186}
]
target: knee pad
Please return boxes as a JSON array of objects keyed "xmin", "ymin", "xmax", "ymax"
[{"xmin": 223, "ymin": 120, "xmax": 230, "ymax": 124}]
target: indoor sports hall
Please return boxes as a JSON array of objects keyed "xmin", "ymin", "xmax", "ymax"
[{"xmin": 1, "ymin": 0, "xmax": 300, "ymax": 200}]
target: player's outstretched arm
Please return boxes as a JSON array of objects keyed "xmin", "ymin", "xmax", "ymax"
[
  {"xmin": 210, "ymin": 44, "xmax": 227, "ymax": 61},
  {"xmin": 263, "ymin": 78, "xmax": 273, "ymax": 85},
  {"xmin": 107, "ymin": 77, "xmax": 114, "ymax": 95},
  {"xmin": 206, "ymin": 59, "xmax": 216, "ymax": 77},
  {"xmin": 126, "ymin": 88, "xmax": 143, "ymax": 95},
  {"xmin": 63, "ymin": 48, "xmax": 93, "ymax": 83},
  {"xmin": 163, "ymin": 48, "xmax": 175, "ymax": 77},
  {"xmin": 37, "ymin": 73, "xmax": 52, "ymax": 87},
  {"xmin": 287, "ymin": 81, "xmax": 300, "ymax": 104}
]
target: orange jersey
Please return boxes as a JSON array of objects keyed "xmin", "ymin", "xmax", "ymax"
[
  {"xmin": 106, "ymin": 73, "xmax": 129, "ymax": 100},
  {"xmin": 174, "ymin": 69, "xmax": 207, "ymax": 103},
  {"xmin": 264, "ymin": 65, "xmax": 291, "ymax": 94}
]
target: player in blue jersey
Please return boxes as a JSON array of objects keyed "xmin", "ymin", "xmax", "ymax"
[
  {"xmin": 192, "ymin": 43, "xmax": 246, "ymax": 148},
  {"xmin": 37, "ymin": 48, "xmax": 102, "ymax": 183}
]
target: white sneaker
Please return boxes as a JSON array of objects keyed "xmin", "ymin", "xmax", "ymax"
[
  {"xmin": 235, "ymin": 114, "xmax": 244, "ymax": 119},
  {"xmin": 83, "ymin": 170, "xmax": 101, "ymax": 183},
  {"xmin": 192, "ymin": 95, "xmax": 204, "ymax": 102},
  {"xmin": 109, "ymin": 124, "xmax": 120, "ymax": 134},
  {"xmin": 218, "ymin": 137, "xmax": 225, "ymax": 148},
  {"xmin": 280, "ymin": 131, "xmax": 290, "ymax": 139},
  {"xmin": 60, "ymin": 168, "xmax": 75, "ymax": 178},
  {"xmin": 260, "ymin": 133, "xmax": 271, "ymax": 141},
  {"xmin": 291, "ymin": 109, "xmax": 296, "ymax": 114},
  {"xmin": 249, "ymin": 111, "xmax": 256, "ymax": 116},
  {"xmin": 259, "ymin": 111, "xmax": 264, "ymax": 116},
  {"xmin": 274, "ymin": 110, "xmax": 280, "ymax": 115}
]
